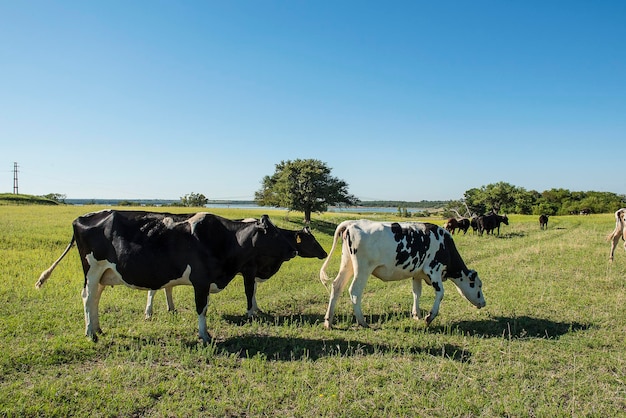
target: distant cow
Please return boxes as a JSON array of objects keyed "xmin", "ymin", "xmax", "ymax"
[
  {"xmin": 444, "ymin": 218, "xmax": 458, "ymax": 234},
  {"xmin": 539, "ymin": 214, "xmax": 549, "ymax": 230},
  {"xmin": 478, "ymin": 213, "xmax": 509, "ymax": 235},
  {"xmin": 580, "ymin": 208, "xmax": 592, "ymax": 215},
  {"xmin": 319, "ymin": 220, "xmax": 486, "ymax": 329},
  {"xmin": 470, "ymin": 216, "xmax": 480, "ymax": 234},
  {"xmin": 145, "ymin": 225, "xmax": 327, "ymax": 318},
  {"xmin": 445, "ymin": 218, "xmax": 470, "ymax": 235},
  {"xmin": 35, "ymin": 210, "xmax": 297, "ymax": 342},
  {"xmin": 607, "ymin": 208, "xmax": 626, "ymax": 262},
  {"xmin": 457, "ymin": 218, "xmax": 470, "ymax": 234}
]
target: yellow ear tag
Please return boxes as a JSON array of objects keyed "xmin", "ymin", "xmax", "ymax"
[{"xmin": 296, "ymin": 235, "xmax": 302, "ymax": 244}]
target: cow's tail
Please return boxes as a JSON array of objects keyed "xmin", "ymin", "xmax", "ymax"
[
  {"xmin": 319, "ymin": 221, "xmax": 351, "ymax": 291},
  {"xmin": 35, "ymin": 236, "xmax": 75, "ymax": 289},
  {"xmin": 607, "ymin": 209, "xmax": 626, "ymax": 242}
]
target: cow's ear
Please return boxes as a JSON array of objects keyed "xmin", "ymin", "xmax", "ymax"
[{"xmin": 257, "ymin": 215, "xmax": 271, "ymax": 234}]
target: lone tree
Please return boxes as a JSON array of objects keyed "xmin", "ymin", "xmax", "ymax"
[
  {"xmin": 255, "ymin": 159, "xmax": 359, "ymax": 223},
  {"xmin": 180, "ymin": 192, "xmax": 208, "ymax": 207}
]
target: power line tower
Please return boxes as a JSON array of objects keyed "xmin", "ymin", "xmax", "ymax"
[{"xmin": 13, "ymin": 162, "xmax": 19, "ymax": 194}]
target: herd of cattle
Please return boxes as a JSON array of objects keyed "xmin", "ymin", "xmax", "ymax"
[
  {"xmin": 444, "ymin": 212, "xmax": 510, "ymax": 236},
  {"xmin": 34, "ymin": 207, "xmax": 626, "ymax": 342}
]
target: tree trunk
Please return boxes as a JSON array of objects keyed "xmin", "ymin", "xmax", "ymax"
[{"xmin": 304, "ymin": 208, "xmax": 312, "ymax": 224}]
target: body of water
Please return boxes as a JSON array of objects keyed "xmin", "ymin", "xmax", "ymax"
[{"xmin": 65, "ymin": 199, "xmax": 425, "ymax": 214}]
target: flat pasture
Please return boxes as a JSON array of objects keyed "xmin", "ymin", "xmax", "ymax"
[{"xmin": 1, "ymin": 206, "xmax": 625, "ymax": 416}]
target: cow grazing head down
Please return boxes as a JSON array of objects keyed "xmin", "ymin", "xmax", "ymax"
[{"xmin": 320, "ymin": 220, "xmax": 485, "ymax": 329}]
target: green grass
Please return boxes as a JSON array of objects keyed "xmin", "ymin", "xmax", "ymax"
[
  {"xmin": 0, "ymin": 193, "xmax": 59, "ymax": 205},
  {"xmin": 1, "ymin": 206, "xmax": 625, "ymax": 416}
]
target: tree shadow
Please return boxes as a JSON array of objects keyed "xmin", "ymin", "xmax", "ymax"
[
  {"xmin": 439, "ymin": 315, "xmax": 594, "ymax": 339},
  {"xmin": 308, "ymin": 219, "xmax": 339, "ymax": 236}
]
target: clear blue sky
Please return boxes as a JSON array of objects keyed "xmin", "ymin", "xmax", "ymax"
[{"xmin": 1, "ymin": 1, "xmax": 625, "ymax": 201}]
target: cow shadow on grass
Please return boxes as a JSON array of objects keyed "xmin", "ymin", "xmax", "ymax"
[
  {"xmin": 219, "ymin": 312, "xmax": 471, "ymax": 362},
  {"xmin": 223, "ymin": 312, "xmax": 593, "ymax": 342},
  {"xmin": 437, "ymin": 315, "xmax": 594, "ymax": 340},
  {"xmin": 222, "ymin": 312, "xmax": 325, "ymax": 327},
  {"xmin": 213, "ymin": 335, "xmax": 471, "ymax": 363}
]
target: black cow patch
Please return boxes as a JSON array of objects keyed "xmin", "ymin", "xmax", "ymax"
[
  {"xmin": 346, "ymin": 230, "xmax": 357, "ymax": 255},
  {"xmin": 391, "ymin": 223, "xmax": 432, "ymax": 272}
]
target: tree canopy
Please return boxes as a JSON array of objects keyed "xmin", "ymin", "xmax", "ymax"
[
  {"xmin": 255, "ymin": 159, "xmax": 359, "ymax": 222},
  {"xmin": 180, "ymin": 192, "xmax": 208, "ymax": 207},
  {"xmin": 445, "ymin": 181, "xmax": 625, "ymax": 216}
]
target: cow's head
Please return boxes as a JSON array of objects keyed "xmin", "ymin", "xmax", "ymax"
[
  {"xmin": 294, "ymin": 227, "xmax": 327, "ymax": 259},
  {"xmin": 253, "ymin": 215, "xmax": 298, "ymax": 261},
  {"xmin": 501, "ymin": 215, "xmax": 509, "ymax": 225},
  {"xmin": 449, "ymin": 269, "xmax": 486, "ymax": 309}
]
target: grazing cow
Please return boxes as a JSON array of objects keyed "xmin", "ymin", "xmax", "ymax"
[
  {"xmin": 478, "ymin": 213, "xmax": 509, "ymax": 235},
  {"xmin": 607, "ymin": 208, "xmax": 626, "ymax": 262},
  {"xmin": 144, "ymin": 225, "xmax": 327, "ymax": 318},
  {"xmin": 580, "ymin": 208, "xmax": 592, "ymax": 215},
  {"xmin": 319, "ymin": 220, "xmax": 486, "ymax": 329},
  {"xmin": 444, "ymin": 218, "xmax": 458, "ymax": 234},
  {"xmin": 456, "ymin": 218, "xmax": 470, "ymax": 234},
  {"xmin": 470, "ymin": 216, "xmax": 480, "ymax": 234},
  {"xmin": 445, "ymin": 218, "xmax": 471, "ymax": 235},
  {"xmin": 35, "ymin": 210, "xmax": 297, "ymax": 342},
  {"xmin": 539, "ymin": 214, "xmax": 549, "ymax": 230}
]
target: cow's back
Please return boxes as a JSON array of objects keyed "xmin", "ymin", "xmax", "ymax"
[{"xmin": 344, "ymin": 220, "xmax": 446, "ymax": 281}]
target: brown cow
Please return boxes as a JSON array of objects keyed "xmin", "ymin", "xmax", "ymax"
[
  {"xmin": 607, "ymin": 208, "xmax": 626, "ymax": 262},
  {"xmin": 539, "ymin": 214, "xmax": 549, "ymax": 230},
  {"xmin": 444, "ymin": 218, "xmax": 458, "ymax": 234},
  {"xmin": 445, "ymin": 218, "xmax": 470, "ymax": 235}
]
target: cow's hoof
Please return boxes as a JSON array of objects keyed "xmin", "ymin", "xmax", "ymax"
[
  {"xmin": 198, "ymin": 332, "xmax": 213, "ymax": 344},
  {"xmin": 323, "ymin": 320, "xmax": 332, "ymax": 329},
  {"xmin": 425, "ymin": 314, "xmax": 435, "ymax": 326}
]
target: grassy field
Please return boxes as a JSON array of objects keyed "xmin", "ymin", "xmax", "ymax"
[{"xmin": 1, "ymin": 205, "xmax": 625, "ymax": 417}]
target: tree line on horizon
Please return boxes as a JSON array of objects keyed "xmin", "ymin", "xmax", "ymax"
[
  {"xmin": 15, "ymin": 160, "xmax": 624, "ymax": 218},
  {"xmin": 445, "ymin": 181, "xmax": 625, "ymax": 217}
]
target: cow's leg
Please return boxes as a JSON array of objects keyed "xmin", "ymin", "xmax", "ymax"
[
  {"xmin": 164, "ymin": 287, "xmax": 175, "ymax": 311},
  {"xmin": 348, "ymin": 268, "xmax": 371, "ymax": 328},
  {"xmin": 609, "ymin": 235, "xmax": 621, "ymax": 262},
  {"xmin": 193, "ymin": 286, "xmax": 211, "ymax": 343},
  {"xmin": 82, "ymin": 271, "xmax": 105, "ymax": 342},
  {"xmin": 91, "ymin": 283, "xmax": 106, "ymax": 335},
  {"xmin": 145, "ymin": 290, "xmax": 157, "ymax": 319},
  {"xmin": 324, "ymin": 253, "xmax": 354, "ymax": 329},
  {"xmin": 425, "ymin": 272, "xmax": 445, "ymax": 325},
  {"xmin": 411, "ymin": 277, "xmax": 423, "ymax": 320},
  {"xmin": 243, "ymin": 275, "xmax": 258, "ymax": 317},
  {"xmin": 82, "ymin": 277, "xmax": 103, "ymax": 342}
]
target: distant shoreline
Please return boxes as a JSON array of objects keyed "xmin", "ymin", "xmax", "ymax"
[
  {"xmin": 63, "ymin": 199, "xmax": 437, "ymax": 214},
  {"xmin": 64, "ymin": 198, "xmax": 447, "ymax": 208}
]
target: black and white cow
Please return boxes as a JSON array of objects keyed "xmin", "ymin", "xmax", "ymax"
[
  {"xmin": 319, "ymin": 220, "xmax": 486, "ymax": 329},
  {"xmin": 35, "ymin": 210, "xmax": 297, "ymax": 342},
  {"xmin": 144, "ymin": 224, "xmax": 327, "ymax": 318}
]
